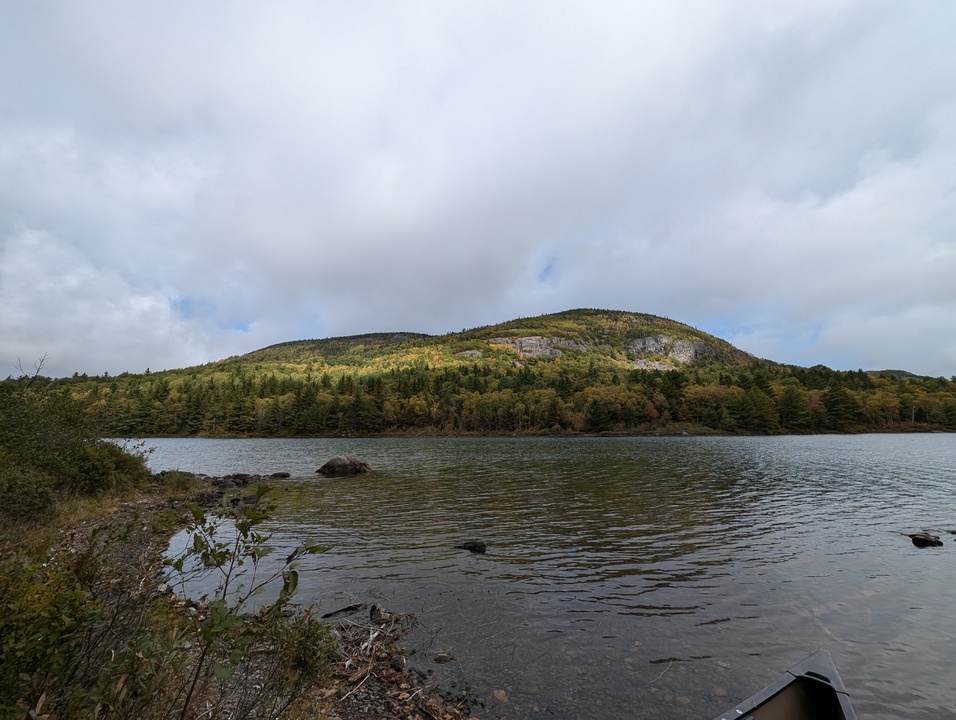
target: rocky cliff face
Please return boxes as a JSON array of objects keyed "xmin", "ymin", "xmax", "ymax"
[
  {"xmin": 629, "ymin": 335, "xmax": 715, "ymax": 367},
  {"xmin": 478, "ymin": 333, "xmax": 715, "ymax": 367},
  {"xmin": 487, "ymin": 336, "xmax": 588, "ymax": 358}
]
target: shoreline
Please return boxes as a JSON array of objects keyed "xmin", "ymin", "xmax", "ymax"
[
  {"xmin": 78, "ymin": 474, "xmax": 480, "ymax": 720},
  {"xmin": 116, "ymin": 421, "xmax": 953, "ymax": 440}
]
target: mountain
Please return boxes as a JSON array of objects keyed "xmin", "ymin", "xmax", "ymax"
[
  {"xmin": 45, "ymin": 309, "xmax": 956, "ymax": 436},
  {"xmin": 231, "ymin": 308, "xmax": 754, "ymax": 371}
]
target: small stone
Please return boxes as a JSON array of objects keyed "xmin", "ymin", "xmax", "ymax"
[
  {"xmin": 455, "ymin": 540, "xmax": 487, "ymax": 554},
  {"xmin": 908, "ymin": 532, "xmax": 944, "ymax": 548},
  {"xmin": 492, "ymin": 689, "xmax": 509, "ymax": 703},
  {"xmin": 433, "ymin": 652, "xmax": 454, "ymax": 664},
  {"xmin": 370, "ymin": 603, "xmax": 391, "ymax": 623}
]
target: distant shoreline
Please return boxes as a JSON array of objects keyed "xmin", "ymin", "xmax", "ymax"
[{"xmin": 113, "ymin": 422, "xmax": 953, "ymax": 440}]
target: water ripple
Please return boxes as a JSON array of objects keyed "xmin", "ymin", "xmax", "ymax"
[{"xmin": 155, "ymin": 434, "xmax": 956, "ymax": 720}]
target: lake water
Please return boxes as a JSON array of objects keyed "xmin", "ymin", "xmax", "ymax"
[{"xmin": 146, "ymin": 434, "xmax": 956, "ymax": 719}]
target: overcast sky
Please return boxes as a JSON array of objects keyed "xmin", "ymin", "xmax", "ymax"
[{"xmin": 2, "ymin": 1, "xmax": 955, "ymax": 379}]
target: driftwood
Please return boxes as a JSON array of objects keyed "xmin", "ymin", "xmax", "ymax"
[{"xmin": 324, "ymin": 604, "xmax": 474, "ymax": 719}]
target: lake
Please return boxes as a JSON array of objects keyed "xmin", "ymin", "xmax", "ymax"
[{"xmin": 146, "ymin": 434, "xmax": 956, "ymax": 719}]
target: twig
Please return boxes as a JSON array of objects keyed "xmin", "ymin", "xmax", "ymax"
[{"xmin": 339, "ymin": 671, "xmax": 372, "ymax": 701}]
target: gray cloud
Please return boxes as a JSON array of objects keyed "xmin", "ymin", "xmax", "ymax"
[{"xmin": 1, "ymin": 1, "xmax": 954, "ymax": 378}]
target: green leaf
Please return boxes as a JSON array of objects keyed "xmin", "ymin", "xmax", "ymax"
[
  {"xmin": 184, "ymin": 500, "xmax": 205, "ymax": 524},
  {"xmin": 279, "ymin": 569, "xmax": 299, "ymax": 600},
  {"xmin": 303, "ymin": 538, "xmax": 330, "ymax": 554}
]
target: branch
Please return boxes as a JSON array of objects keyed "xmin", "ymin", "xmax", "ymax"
[{"xmin": 15, "ymin": 353, "xmax": 49, "ymax": 388}]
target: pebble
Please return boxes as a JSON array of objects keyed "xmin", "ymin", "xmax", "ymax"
[{"xmin": 492, "ymin": 689, "xmax": 509, "ymax": 703}]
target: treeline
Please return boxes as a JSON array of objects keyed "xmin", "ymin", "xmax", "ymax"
[{"xmin": 45, "ymin": 357, "xmax": 956, "ymax": 436}]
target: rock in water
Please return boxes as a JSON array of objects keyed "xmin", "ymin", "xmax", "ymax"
[
  {"xmin": 316, "ymin": 456, "xmax": 370, "ymax": 477},
  {"xmin": 908, "ymin": 532, "xmax": 944, "ymax": 548},
  {"xmin": 370, "ymin": 603, "xmax": 391, "ymax": 623},
  {"xmin": 455, "ymin": 540, "xmax": 487, "ymax": 554}
]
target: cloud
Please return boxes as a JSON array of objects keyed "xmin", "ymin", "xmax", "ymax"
[
  {"xmin": 0, "ymin": 228, "xmax": 203, "ymax": 376},
  {"xmin": 1, "ymin": 1, "xmax": 955, "ymax": 377}
]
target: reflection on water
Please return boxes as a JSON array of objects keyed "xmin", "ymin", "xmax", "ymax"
[{"xmin": 153, "ymin": 435, "xmax": 956, "ymax": 720}]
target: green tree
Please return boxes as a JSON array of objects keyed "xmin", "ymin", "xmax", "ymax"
[
  {"xmin": 583, "ymin": 399, "xmax": 613, "ymax": 432},
  {"xmin": 776, "ymin": 382, "xmax": 810, "ymax": 430}
]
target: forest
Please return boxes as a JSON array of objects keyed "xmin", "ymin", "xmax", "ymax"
[{"xmin": 12, "ymin": 309, "xmax": 956, "ymax": 437}]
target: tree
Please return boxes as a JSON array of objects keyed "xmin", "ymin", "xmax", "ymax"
[
  {"xmin": 776, "ymin": 383, "xmax": 810, "ymax": 430},
  {"xmin": 823, "ymin": 385, "xmax": 861, "ymax": 429},
  {"xmin": 584, "ymin": 399, "xmax": 613, "ymax": 432}
]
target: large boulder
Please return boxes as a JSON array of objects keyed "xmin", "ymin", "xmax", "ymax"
[{"xmin": 316, "ymin": 456, "xmax": 370, "ymax": 477}]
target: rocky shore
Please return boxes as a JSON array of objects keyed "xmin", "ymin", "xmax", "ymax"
[{"xmin": 87, "ymin": 471, "xmax": 479, "ymax": 720}]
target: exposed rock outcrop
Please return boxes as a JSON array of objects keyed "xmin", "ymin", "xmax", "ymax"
[
  {"xmin": 629, "ymin": 335, "xmax": 715, "ymax": 367},
  {"xmin": 669, "ymin": 339, "xmax": 717, "ymax": 364},
  {"xmin": 633, "ymin": 359, "xmax": 676, "ymax": 371},
  {"xmin": 487, "ymin": 336, "xmax": 587, "ymax": 358},
  {"xmin": 630, "ymin": 335, "xmax": 671, "ymax": 355}
]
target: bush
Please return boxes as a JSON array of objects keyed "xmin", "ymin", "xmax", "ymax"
[
  {"xmin": 73, "ymin": 439, "xmax": 151, "ymax": 494},
  {"xmin": 0, "ymin": 534, "xmax": 133, "ymax": 717},
  {"xmin": 0, "ymin": 454, "xmax": 56, "ymax": 521},
  {"xmin": 153, "ymin": 469, "xmax": 200, "ymax": 492},
  {"xmin": 1, "ymin": 376, "xmax": 337, "ymax": 718},
  {"xmin": 0, "ymin": 381, "xmax": 151, "ymax": 519},
  {"xmin": 0, "ymin": 493, "xmax": 336, "ymax": 719}
]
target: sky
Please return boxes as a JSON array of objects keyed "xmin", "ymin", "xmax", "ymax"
[{"xmin": 2, "ymin": 1, "xmax": 955, "ymax": 379}]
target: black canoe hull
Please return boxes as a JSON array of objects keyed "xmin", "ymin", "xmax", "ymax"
[{"xmin": 712, "ymin": 650, "xmax": 856, "ymax": 720}]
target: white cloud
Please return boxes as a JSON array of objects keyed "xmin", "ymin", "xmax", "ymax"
[
  {"xmin": 0, "ymin": 228, "xmax": 248, "ymax": 377},
  {"xmin": 1, "ymin": 1, "xmax": 955, "ymax": 376}
]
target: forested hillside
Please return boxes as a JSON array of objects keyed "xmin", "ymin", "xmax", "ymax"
[{"xmin": 22, "ymin": 309, "xmax": 956, "ymax": 435}]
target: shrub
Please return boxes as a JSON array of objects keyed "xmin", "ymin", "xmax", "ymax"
[
  {"xmin": 0, "ymin": 381, "xmax": 151, "ymax": 517},
  {"xmin": 0, "ymin": 454, "xmax": 56, "ymax": 521},
  {"xmin": 0, "ymin": 491, "xmax": 335, "ymax": 719},
  {"xmin": 72, "ymin": 439, "xmax": 151, "ymax": 494}
]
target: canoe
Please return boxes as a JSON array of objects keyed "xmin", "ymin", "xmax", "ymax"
[{"xmin": 712, "ymin": 650, "xmax": 856, "ymax": 720}]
